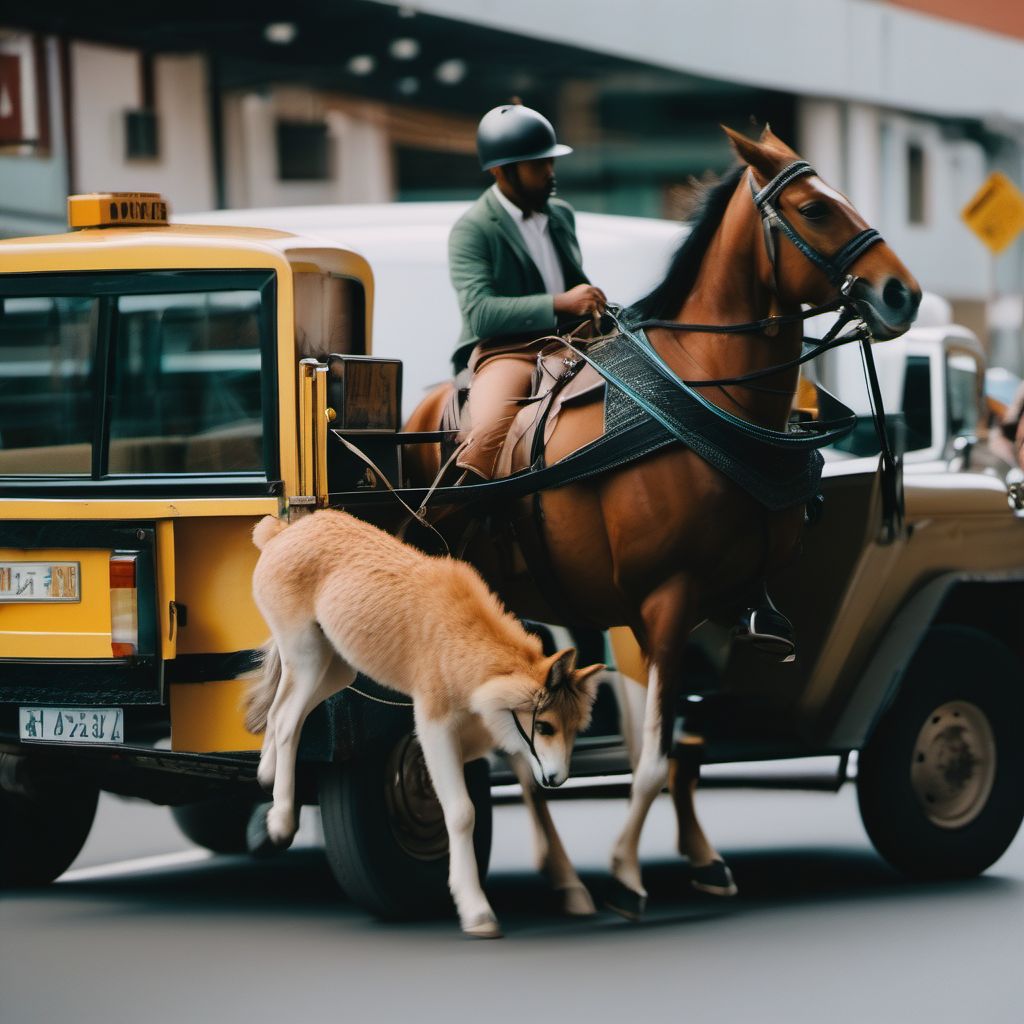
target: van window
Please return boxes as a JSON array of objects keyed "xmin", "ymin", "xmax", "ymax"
[
  {"xmin": 108, "ymin": 290, "xmax": 263, "ymax": 474},
  {"xmin": 0, "ymin": 270, "xmax": 277, "ymax": 493},
  {"xmin": 0, "ymin": 296, "xmax": 99, "ymax": 475}
]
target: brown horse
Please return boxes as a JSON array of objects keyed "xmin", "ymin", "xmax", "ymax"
[{"xmin": 404, "ymin": 126, "xmax": 921, "ymax": 915}]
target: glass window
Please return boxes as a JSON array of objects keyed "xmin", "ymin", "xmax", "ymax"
[
  {"xmin": 0, "ymin": 295, "xmax": 98, "ymax": 474},
  {"xmin": 947, "ymin": 353, "xmax": 979, "ymax": 440},
  {"xmin": 108, "ymin": 290, "xmax": 264, "ymax": 474},
  {"xmin": 902, "ymin": 355, "xmax": 933, "ymax": 451}
]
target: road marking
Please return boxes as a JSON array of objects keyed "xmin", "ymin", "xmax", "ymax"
[{"xmin": 59, "ymin": 849, "xmax": 213, "ymax": 882}]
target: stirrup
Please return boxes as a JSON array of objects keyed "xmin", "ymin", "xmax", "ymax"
[{"xmin": 734, "ymin": 605, "xmax": 796, "ymax": 663}]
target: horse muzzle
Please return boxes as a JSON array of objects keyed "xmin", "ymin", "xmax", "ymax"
[{"xmin": 846, "ymin": 275, "xmax": 922, "ymax": 340}]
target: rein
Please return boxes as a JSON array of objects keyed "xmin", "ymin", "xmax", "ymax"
[{"xmin": 510, "ymin": 703, "xmax": 545, "ymax": 779}]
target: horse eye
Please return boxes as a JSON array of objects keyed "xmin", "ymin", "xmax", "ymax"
[
  {"xmin": 535, "ymin": 721, "xmax": 556, "ymax": 737},
  {"xmin": 799, "ymin": 202, "xmax": 829, "ymax": 221}
]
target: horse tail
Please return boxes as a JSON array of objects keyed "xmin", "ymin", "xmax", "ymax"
[
  {"xmin": 252, "ymin": 515, "xmax": 288, "ymax": 551},
  {"xmin": 244, "ymin": 639, "xmax": 280, "ymax": 734}
]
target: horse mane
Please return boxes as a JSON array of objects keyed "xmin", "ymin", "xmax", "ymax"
[{"xmin": 627, "ymin": 165, "xmax": 746, "ymax": 323}]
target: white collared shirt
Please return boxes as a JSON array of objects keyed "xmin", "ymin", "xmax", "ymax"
[{"xmin": 491, "ymin": 184, "xmax": 566, "ymax": 296}]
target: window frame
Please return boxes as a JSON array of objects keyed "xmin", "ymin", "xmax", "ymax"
[{"xmin": 0, "ymin": 269, "xmax": 281, "ymax": 498}]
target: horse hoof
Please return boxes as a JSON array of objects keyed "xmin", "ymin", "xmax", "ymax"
[
  {"xmin": 246, "ymin": 802, "xmax": 284, "ymax": 857},
  {"xmin": 690, "ymin": 859, "xmax": 738, "ymax": 897},
  {"xmin": 559, "ymin": 884, "xmax": 597, "ymax": 917},
  {"xmin": 462, "ymin": 913, "xmax": 503, "ymax": 939},
  {"xmin": 605, "ymin": 878, "xmax": 646, "ymax": 921}
]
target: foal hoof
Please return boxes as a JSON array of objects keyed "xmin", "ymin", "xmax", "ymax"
[
  {"xmin": 605, "ymin": 878, "xmax": 647, "ymax": 921},
  {"xmin": 559, "ymin": 884, "xmax": 597, "ymax": 917},
  {"xmin": 690, "ymin": 859, "xmax": 739, "ymax": 897},
  {"xmin": 462, "ymin": 913, "xmax": 503, "ymax": 939},
  {"xmin": 246, "ymin": 802, "xmax": 283, "ymax": 858}
]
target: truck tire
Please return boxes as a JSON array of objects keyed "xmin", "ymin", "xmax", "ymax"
[
  {"xmin": 171, "ymin": 794, "xmax": 258, "ymax": 854},
  {"xmin": 858, "ymin": 625, "xmax": 1024, "ymax": 880},
  {"xmin": 0, "ymin": 773, "xmax": 99, "ymax": 887},
  {"xmin": 319, "ymin": 733, "xmax": 492, "ymax": 919}
]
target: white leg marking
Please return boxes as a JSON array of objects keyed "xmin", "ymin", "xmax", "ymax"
[
  {"xmin": 415, "ymin": 706, "xmax": 499, "ymax": 937},
  {"xmin": 610, "ymin": 664, "xmax": 668, "ymax": 896},
  {"xmin": 266, "ymin": 636, "xmax": 349, "ymax": 847}
]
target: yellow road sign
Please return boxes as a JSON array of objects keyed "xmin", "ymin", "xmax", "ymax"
[{"xmin": 961, "ymin": 172, "xmax": 1024, "ymax": 255}]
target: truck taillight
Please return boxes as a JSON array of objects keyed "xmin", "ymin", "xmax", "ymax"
[{"xmin": 109, "ymin": 555, "xmax": 138, "ymax": 658}]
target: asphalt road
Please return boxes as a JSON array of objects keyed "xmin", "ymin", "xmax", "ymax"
[{"xmin": 3, "ymin": 786, "xmax": 1022, "ymax": 1024}]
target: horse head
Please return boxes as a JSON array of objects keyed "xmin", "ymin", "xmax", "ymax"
[{"xmin": 723, "ymin": 125, "xmax": 921, "ymax": 340}]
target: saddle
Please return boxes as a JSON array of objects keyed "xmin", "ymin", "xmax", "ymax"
[{"xmin": 440, "ymin": 341, "xmax": 607, "ymax": 482}]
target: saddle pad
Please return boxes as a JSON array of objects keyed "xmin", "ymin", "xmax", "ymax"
[{"xmin": 584, "ymin": 332, "xmax": 824, "ymax": 510}]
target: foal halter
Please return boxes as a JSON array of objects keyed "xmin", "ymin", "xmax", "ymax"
[{"xmin": 750, "ymin": 160, "xmax": 883, "ymax": 291}]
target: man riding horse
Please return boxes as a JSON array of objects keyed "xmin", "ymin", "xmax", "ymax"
[{"xmin": 449, "ymin": 103, "xmax": 796, "ymax": 659}]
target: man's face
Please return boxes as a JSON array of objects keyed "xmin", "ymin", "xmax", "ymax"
[{"xmin": 498, "ymin": 157, "xmax": 556, "ymax": 214}]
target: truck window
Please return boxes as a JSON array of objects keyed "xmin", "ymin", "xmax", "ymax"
[
  {"xmin": 0, "ymin": 271, "xmax": 277, "ymax": 492},
  {"xmin": 947, "ymin": 353, "xmax": 979, "ymax": 439},
  {"xmin": 902, "ymin": 355, "xmax": 933, "ymax": 451}
]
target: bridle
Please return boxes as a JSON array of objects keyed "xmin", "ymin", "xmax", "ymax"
[
  {"xmin": 616, "ymin": 158, "xmax": 889, "ymax": 391},
  {"xmin": 510, "ymin": 700, "xmax": 546, "ymax": 782},
  {"xmin": 750, "ymin": 160, "xmax": 883, "ymax": 293}
]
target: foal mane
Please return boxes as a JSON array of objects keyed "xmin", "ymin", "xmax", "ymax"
[{"xmin": 627, "ymin": 165, "xmax": 746, "ymax": 323}]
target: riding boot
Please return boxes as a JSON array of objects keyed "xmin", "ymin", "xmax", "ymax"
[{"xmin": 734, "ymin": 582, "xmax": 796, "ymax": 663}]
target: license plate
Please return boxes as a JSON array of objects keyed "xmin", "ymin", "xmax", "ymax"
[
  {"xmin": 19, "ymin": 707, "xmax": 123, "ymax": 744},
  {"xmin": 0, "ymin": 562, "xmax": 81, "ymax": 602}
]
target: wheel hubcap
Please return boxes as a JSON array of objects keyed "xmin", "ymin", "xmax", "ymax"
[
  {"xmin": 910, "ymin": 700, "xmax": 996, "ymax": 829},
  {"xmin": 384, "ymin": 735, "xmax": 449, "ymax": 860}
]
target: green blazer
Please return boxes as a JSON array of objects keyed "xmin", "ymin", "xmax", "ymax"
[{"xmin": 449, "ymin": 187, "xmax": 589, "ymax": 372}]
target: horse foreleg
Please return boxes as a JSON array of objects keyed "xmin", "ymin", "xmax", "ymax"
[
  {"xmin": 415, "ymin": 706, "xmax": 501, "ymax": 938},
  {"xmin": 607, "ymin": 662, "xmax": 669, "ymax": 919},
  {"xmin": 508, "ymin": 753, "xmax": 595, "ymax": 916}
]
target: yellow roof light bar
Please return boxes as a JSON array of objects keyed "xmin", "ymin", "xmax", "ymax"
[{"xmin": 68, "ymin": 192, "xmax": 170, "ymax": 229}]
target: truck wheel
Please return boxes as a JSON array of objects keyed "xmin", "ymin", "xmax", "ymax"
[
  {"xmin": 171, "ymin": 795, "xmax": 258, "ymax": 854},
  {"xmin": 857, "ymin": 625, "xmax": 1024, "ymax": 880},
  {"xmin": 319, "ymin": 733, "xmax": 492, "ymax": 919},
  {"xmin": 0, "ymin": 773, "xmax": 99, "ymax": 887}
]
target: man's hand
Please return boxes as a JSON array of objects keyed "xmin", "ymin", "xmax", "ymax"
[{"xmin": 554, "ymin": 284, "xmax": 607, "ymax": 319}]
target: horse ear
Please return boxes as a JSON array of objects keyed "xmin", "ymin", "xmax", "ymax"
[
  {"xmin": 721, "ymin": 124, "xmax": 776, "ymax": 183},
  {"xmin": 545, "ymin": 648, "xmax": 577, "ymax": 692}
]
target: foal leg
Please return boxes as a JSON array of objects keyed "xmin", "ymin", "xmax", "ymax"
[
  {"xmin": 262, "ymin": 635, "xmax": 350, "ymax": 849},
  {"xmin": 509, "ymin": 753, "xmax": 595, "ymax": 916},
  {"xmin": 415, "ymin": 706, "xmax": 500, "ymax": 938}
]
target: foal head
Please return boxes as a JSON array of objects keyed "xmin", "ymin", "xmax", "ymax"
[
  {"xmin": 723, "ymin": 125, "xmax": 921, "ymax": 339},
  {"xmin": 472, "ymin": 648, "xmax": 602, "ymax": 789}
]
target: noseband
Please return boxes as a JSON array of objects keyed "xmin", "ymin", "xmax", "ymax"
[{"xmin": 750, "ymin": 160, "xmax": 883, "ymax": 291}]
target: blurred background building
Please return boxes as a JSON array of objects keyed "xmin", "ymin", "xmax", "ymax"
[{"xmin": 1, "ymin": 0, "xmax": 1022, "ymax": 365}]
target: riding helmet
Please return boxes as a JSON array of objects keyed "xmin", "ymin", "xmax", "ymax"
[{"xmin": 476, "ymin": 104, "xmax": 573, "ymax": 171}]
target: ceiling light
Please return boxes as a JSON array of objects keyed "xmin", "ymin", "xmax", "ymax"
[
  {"xmin": 346, "ymin": 54, "xmax": 376, "ymax": 76},
  {"xmin": 389, "ymin": 37, "xmax": 420, "ymax": 61},
  {"xmin": 396, "ymin": 76, "xmax": 420, "ymax": 96},
  {"xmin": 435, "ymin": 59, "xmax": 466, "ymax": 85},
  {"xmin": 264, "ymin": 22, "xmax": 298, "ymax": 45}
]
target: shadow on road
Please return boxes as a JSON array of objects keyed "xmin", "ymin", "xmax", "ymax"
[{"xmin": 32, "ymin": 844, "xmax": 1020, "ymax": 937}]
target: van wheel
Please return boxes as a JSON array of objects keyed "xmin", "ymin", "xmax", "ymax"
[
  {"xmin": 0, "ymin": 771, "xmax": 99, "ymax": 887},
  {"xmin": 320, "ymin": 733, "xmax": 492, "ymax": 919},
  {"xmin": 857, "ymin": 625, "xmax": 1024, "ymax": 880},
  {"xmin": 172, "ymin": 794, "xmax": 258, "ymax": 854}
]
